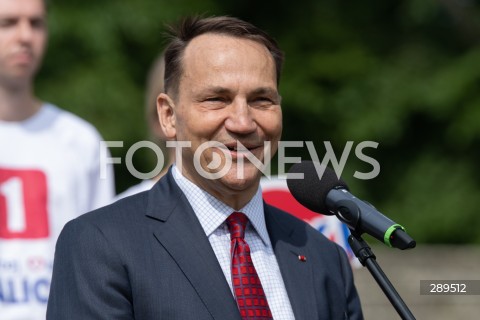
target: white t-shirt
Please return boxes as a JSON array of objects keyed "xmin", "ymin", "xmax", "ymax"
[
  {"xmin": 0, "ymin": 103, "xmax": 115, "ymax": 319},
  {"xmin": 115, "ymin": 179, "xmax": 156, "ymax": 200}
]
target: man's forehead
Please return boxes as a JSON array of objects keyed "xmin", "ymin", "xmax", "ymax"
[
  {"xmin": 0, "ymin": 0, "xmax": 46, "ymax": 17},
  {"xmin": 201, "ymin": 85, "xmax": 279, "ymax": 96},
  {"xmin": 178, "ymin": 33, "xmax": 277, "ymax": 92}
]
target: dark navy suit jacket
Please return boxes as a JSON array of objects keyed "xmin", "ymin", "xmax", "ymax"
[{"xmin": 47, "ymin": 170, "xmax": 363, "ymax": 319}]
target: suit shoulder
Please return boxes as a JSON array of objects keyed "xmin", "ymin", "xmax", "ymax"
[{"xmin": 72, "ymin": 190, "xmax": 149, "ymax": 228}]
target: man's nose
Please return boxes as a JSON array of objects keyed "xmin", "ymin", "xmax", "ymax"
[
  {"xmin": 224, "ymin": 99, "xmax": 257, "ymax": 135},
  {"xmin": 17, "ymin": 20, "xmax": 34, "ymax": 43}
]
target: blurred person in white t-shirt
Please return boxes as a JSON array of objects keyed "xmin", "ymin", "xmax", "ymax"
[{"xmin": 0, "ymin": 0, "xmax": 115, "ymax": 318}]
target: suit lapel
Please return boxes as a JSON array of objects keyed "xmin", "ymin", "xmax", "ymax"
[
  {"xmin": 265, "ymin": 204, "xmax": 320, "ymax": 320},
  {"xmin": 145, "ymin": 171, "xmax": 241, "ymax": 320}
]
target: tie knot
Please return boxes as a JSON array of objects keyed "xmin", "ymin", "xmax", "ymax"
[{"xmin": 226, "ymin": 212, "xmax": 248, "ymax": 240}]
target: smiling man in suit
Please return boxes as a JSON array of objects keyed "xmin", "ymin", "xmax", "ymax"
[{"xmin": 47, "ymin": 16, "xmax": 363, "ymax": 320}]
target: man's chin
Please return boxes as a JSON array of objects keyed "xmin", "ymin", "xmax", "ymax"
[{"xmin": 219, "ymin": 168, "xmax": 261, "ymax": 191}]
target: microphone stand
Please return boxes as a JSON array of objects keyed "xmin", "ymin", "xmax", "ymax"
[{"xmin": 349, "ymin": 232, "xmax": 416, "ymax": 320}]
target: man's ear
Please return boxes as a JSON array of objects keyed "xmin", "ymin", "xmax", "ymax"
[{"xmin": 157, "ymin": 93, "xmax": 176, "ymax": 139}]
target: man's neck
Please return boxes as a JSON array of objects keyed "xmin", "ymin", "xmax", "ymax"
[{"xmin": 0, "ymin": 83, "xmax": 42, "ymax": 122}]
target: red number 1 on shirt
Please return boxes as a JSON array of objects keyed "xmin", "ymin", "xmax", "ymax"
[{"xmin": 0, "ymin": 169, "xmax": 50, "ymax": 239}]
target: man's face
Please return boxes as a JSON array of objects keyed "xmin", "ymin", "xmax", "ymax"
[
  {"xmin": 165, "ymin": 33, "xmax": 282, "ymax": 208},
  {"xmin": 0, "ymin": 0, "xmax": 47, "ymax": 87}
]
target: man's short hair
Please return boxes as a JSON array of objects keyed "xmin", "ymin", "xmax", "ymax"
[{"xmin": 163, "ymin": 15, "xmax": 284, "ymax": 99}]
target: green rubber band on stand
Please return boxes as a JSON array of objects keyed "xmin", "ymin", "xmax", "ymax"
[{"xmin": 384, "ymin": 224, "xmax": 406, "ymax": 247}]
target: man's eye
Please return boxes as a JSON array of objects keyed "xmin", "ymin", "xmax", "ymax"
[
  {"xmin": 205, "ymin": 97, "xmax": 226, "ymax": 102},
  {"xmin": 31, "ymin": 18, "xmax": 46, "ymax": 29},
  {"xmin": 0, "ymin": 19, "xmax": 16, "ymax": 28},
  {"xmin": 250, "ymin": 97, "xmax": 274, "ymax": 107},
  {"xmin": 258, "ymin": 97, "xmax": 273, "ymax": 102}
]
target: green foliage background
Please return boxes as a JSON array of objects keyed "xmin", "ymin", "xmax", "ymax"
[{"xmin": 37, "ymin": 0, "xmax": 480, "ymax": 244}]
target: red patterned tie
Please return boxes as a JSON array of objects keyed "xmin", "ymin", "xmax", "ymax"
[{"xmin": 226, "ymin": 212, "xmax": 273, "ymax": 320}]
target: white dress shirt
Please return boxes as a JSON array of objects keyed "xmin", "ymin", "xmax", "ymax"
[{"xmin": 172, "ymin": 166, "xmax": 295, "ymax": 320}]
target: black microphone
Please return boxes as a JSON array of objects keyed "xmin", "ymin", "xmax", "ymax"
[{"xmin": 287, "ymin": 161, "xmax": 416, "ymax": 250}]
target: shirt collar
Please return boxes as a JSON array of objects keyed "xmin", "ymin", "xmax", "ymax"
[{"xmin": 172, "ymin": 165, "xmax": 271, "ymax": 246}]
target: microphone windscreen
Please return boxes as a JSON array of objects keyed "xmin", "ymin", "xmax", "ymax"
[{"xmin": 287, "ymin": 161, "xmax": 349, "ymax": 215}]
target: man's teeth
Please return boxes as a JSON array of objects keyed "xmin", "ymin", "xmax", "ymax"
[
  {"xmin": 226, "ymin": 145, "xmax": 256, "ymax": 151},
  {"xmin": 230, "ymin": 147, "xmax": 249, "ymax": 151}
]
